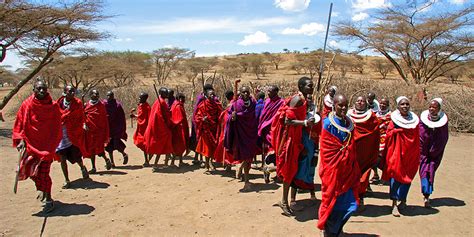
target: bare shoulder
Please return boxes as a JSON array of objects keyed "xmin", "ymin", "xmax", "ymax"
[{"xmin": 289, "ymin": 94, "xmax": 303, "ymax": 108}]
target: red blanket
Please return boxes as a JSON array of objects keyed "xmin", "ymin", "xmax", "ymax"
[
  {"xmin": 194, "ymin": 99, "xmax": 222, "ymax": 157},
  {"xmin": 133, "ymin": 102, "xmax": 151, "ymax": 152},
  {"xmin": 351, "ymin": 112, "xmax": 380, "ymax": 173},
  {"xmin": 12, "ymin": 94, "xmax": 62, "ymax": 180},
  {"xmin": 382, "ymin": 122, "xmax": 420, "ymax": 184},
  {"xmin": 271, "ymin": 96, "xmax": 305, "ymax": 184},
  {"xmin": 170, "ymin": 100, "xmax": 189, "ymax": 156},
  {"xmin": 144, "ymin": 97, "xmax": 173, "ymax": 155},
  {"xmin": 83, "ymin": 101, "xmax": 109, "ymax": 158},
  {"xmin": 57, "ymin": 96, "xmax": 86, "ymax": 158},
  {"xmin": 318, "ymin": 128, "xmax": 360, "ymax": 230},
  {"xmin": 214, "ymin": 107, "xmax": 235, "ymax": 164}
]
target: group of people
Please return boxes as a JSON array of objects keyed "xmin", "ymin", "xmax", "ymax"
[{"xmin": 12, "ymin": 78, "xmax": 449, "ymax": 236}]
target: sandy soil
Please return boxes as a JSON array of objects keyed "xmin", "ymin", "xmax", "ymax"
[{"xmin": 0, "ymin": 119, "xmax": 472, "ymax": 237}]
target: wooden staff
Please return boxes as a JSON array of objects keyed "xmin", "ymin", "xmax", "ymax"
[
  {"xmin": 13, "ymin": 145, "xmax": 26, "ymax": 194},
  {"xmin": 315, "ymin": 2, "xmax": 333, "ymax": 114}
]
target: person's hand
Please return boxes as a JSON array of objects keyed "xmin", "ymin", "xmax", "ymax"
[
  {"xmin": 306, "ymin": 117, "xmax": 315, "ymax": 126},
  {"xmin": 16, "ymin": 140, "xmax": 25, "ymax": 151},
  {"xmin": 231, "ymin": 111, "xmax": 237, "ymax": 121},
  {"xmin": 83, "ymin": 124, "xmax": 89, "ymax": 131}
]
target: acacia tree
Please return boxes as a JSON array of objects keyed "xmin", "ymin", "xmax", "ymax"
[
  {"xmin": 263, "ymin": 52, "xmax": 284, "ymax": 70},
  {"xmin": 0, "ymin": 0, "xmax": 108, "ymax": 111},
  {"xmin": 335, "ymin": 1, "xmax": 473, "ymax": 84},
  {"xmin": 152, "ymin": 47, "xmax": 194, "ymax": 85},
  {"xmin": 372, "ymin": 59, "xmax": 394, "ymax": 79}
]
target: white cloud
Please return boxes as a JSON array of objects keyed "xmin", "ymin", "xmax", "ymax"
[
  {"xmin": 238, "ymin": 31, "xmax": 271, "ymax": 46},
  {"xmin": 201, "ymin": 40, "xmax": 221, "ymax": 45},
  {"xmin": 351, "ymin": 0, "xmax": 391, "ymax": 11},
  {"xmin": 163, "ymin": 44, "xmax": 174, "ymax": 48},
  {"xmin": 332, "ymin": 11, "xmax": 340, "ymax": 17},
  {"xmin": 114, "ymin": 37, "xmax": 133, "ymax": 42},
  {"xmin": 196, "ymin": 52, "xmax": 230, "ymax": 57},
  {"xmin": 274, "ymin": 0, "xmax": 311, "ymax": 12},
  {"xmin": 450, "ymin": 0, "xmax": 467, "ymax": 4},
  {"xmin": 352, "ymin": 12, "xmax": 369, "ymax": 21},
  {"xmin": 328, "ymin": 40, "xmax": 339, "ymax": 48},
  {"xmin": 281, "ymin": 22, "xmax": 325, "ymax": 36},
  {"xmin": 125, "ymin": 17, "xmax": 293, "ymax": 34},
  {"xmin": 1, "ymin": 51, "xmax": 24, "ymax": 71}
]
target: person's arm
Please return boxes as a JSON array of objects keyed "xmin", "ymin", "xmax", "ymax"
[{"xmin": 285, "ymin": 95, "xmax": 315, "ymax": 127}]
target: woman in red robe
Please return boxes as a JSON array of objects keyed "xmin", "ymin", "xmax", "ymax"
[
  {"xmin": 84, "ymin": 90, "xmax": 112, "ymax": 173},
  {"xmin": 170, "ymin": 93, "xmax": 189, "ymax": 167},
  {"xmin": 131, "ymin": 92, "xmax": 151, "ymax": 167},
  {"xmin": 194, "ymin": 89, "xmax": 222, "ymax": 171},
  {"xmin": 382, "ymin": 96, "xmax": 420, "ymax": 217}
]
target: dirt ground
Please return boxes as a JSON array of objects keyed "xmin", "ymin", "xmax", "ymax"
[{"xmin": 0, "ymin": 118, "xmax": 473, "ymax": 236}]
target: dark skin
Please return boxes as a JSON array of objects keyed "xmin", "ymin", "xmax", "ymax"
[
  {"xmin": 428, "ymin": 100, "xmax": 441, "ymax": 117},
  {"xmin": 267, "ymin": 86, "xmax": 279, "ymax": 99},
  {"xmin": 355, "ymin": 96, "xmax": 368, "ymax": 112},
  {"xmin": 131, "ymin": 93, "xmax": 151, "ymax": 166},
  {"xmin": 367, "ymin": 92, "xmax": 376, "ymax": 105},
  {"xmin": 201, "ymin": 89, "xmax": 217, "ymax": 171},
  {"xmin": 328, "ymin": 87, "xmax": 336, "ymax": 98},
  {"xmin": 154, "ymin": 88, "xmax": 173, "ymax": 169},
  {"xmin": 231, "ymin": 86, "xmax": 250, "ymax": 121},
  {"xmin": 106, "ymin": 91, "xmax": 114, "ymax": 101},
  {"xmin": 87, "ymin": 90, "xmax": 112, "ymax": 173},
  {"xmin": 379, "ymin": 98, "xmax": 389, "ymax": 112},
  {"xmin": 59, "ymin": 85, "xmax": 89, "ymax": 188},
  {"xmin": 398, "ymin": 98, "xmax": 410, "ymax": 117},
  {"xmin": 334, "ymin": 94, "xmax": 349, "ymax": 118},
  {"xmin": 104, "ymin": 91, "xmax": 128, "ymax": 167}
]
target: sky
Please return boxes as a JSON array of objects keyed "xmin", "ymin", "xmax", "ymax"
[{"xmin": 2, "ymin": 0, "xmax": 471, "ymax": 69}]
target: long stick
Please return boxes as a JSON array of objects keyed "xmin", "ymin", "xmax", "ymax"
[
  {"xmin": 152, "ymin": 84, "xmax": 159, "ymax": 98},
  {"xmin": 13, "ymin": 145, "xmax": 26, "ymax": 194},
  {"xmin": 315, "ymin": 2, "xmax": 333, "ymax": 113}
]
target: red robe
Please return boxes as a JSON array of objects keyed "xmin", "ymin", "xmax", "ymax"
[
  {"xmin": 349, "ymin": 110, "xmax": 380, "ymax": 195},
  {"xmin": 214, "ymin": 106, "xmax": 235, "ymax": 164},
  {"xmin": 271, "ymin": 95, "xmax": 306, "ymax": 184},
  {"xmin": 133, "ymin": 102, "xmax": 151, "ymax": 152},
  {"xmin": 56, "ymin": 96, "xmax": 87, "ymax": 159},
  {"xmin": 318, "ymin": 126, "xmax": 360, "ymax": 230},
  {"xmin": 12, "ymin": 94, "xmax": 62, "ymax": 180},
  {"xmin": 382, "ymin": 122, "xmax": 420, "ymax": 184},
  {"xmin": 144, "ymin": 97, "xmax": 173, "ymax": 155},
  {"xmin": 83, "ymin": 101, "xmax": 109, "ymax": 158},
  {"xmin": 170, "ymin": 100, "xmax": 189, "ymax": 156},
  {"xmin": 194, "ymin": 98, "xmax": 222, "ymax": 158}
]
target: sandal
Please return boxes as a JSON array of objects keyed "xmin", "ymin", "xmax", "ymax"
[
  {"xmin": 62, "ymin": 182, "xmax": 71, "ymax": 189},
  {"xmin": 122, "ymin": 154, "xmax": 129, "ymax": 165},
  {"xmin": 278, "ymin": 201, "xmax": 293, "ymax": 217},
  {"xmin": 105, "ymin": 159, "xmax": 112, "ymax": 170}
]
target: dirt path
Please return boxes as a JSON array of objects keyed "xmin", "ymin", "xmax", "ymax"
[{"xmin": 0, "ymin": 121, "xmax": 472, "ymax": 236}]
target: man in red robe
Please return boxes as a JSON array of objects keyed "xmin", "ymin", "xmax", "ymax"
[
  {"xmin": 56, "ymin": 86, "xmax": 89, "ymax": 189},
  {"xmin": 84, "ymin": 89, "xmax": 112, "ymax": 174},
  {"xmin": 144, "ymin": 87, "xmax": 173, "ymax": 172},
  {"xmin": 194, "ymin": 88, "xmax": 223, "ymax": 171},
  {"xmin": 271, "ymin": 77, "xmax": 316, "ymax": 216},
  {"xmin": 170, "ymin": 93, "xmax": 189, "ymax": 167},
  {"xmin": 372, "ymin": 98, "xmax": 391, "ymax": 183},
  {"xmin": 382, "ymin": 96, "xmax": 420, "ymax": 217},
  {"xmin": 131, "ymin": 92, "xmax": 152, "ymax": 167},
  {"xmin": 348, "ymin": 96, "xmax": 380, "ymax": 210},
  {"xmin": 214, "ymin": 90, "xmax": 235, "ymax": 167},
  {"xmin": 318, "ymin": 94, "xmax": 360, "ymax": 236},
  {"xmin": 12, "ymin": 81, "xmax": 62, "ymax": 213}
]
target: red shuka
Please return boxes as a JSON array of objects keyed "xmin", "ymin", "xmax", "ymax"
[
  {"xmin": 214, "ymin": 107, "xmax": 235, "ymax": 164},
  {"xmin": 133, "ymin": 102, "xmax": 151, "ymax": 152},
  {"xmin": 170, "ymin": 100, "xmax": 189, "ymax": 156},
  {"xmin": 144, "ymin": 97, "xmax": 173, "ymax": 155},
  {"xmin": 83, "ymin": 101, "xmax": 109, "ymax": 158},
  {"xmin": 194, "ymin": 99, "xmax": 222, "ymax": 158},
  {"xmin": 382, "ymin": 122, "xmax": 420, "ymax": 184},
  {"xmin": 57, "ymin": 96, "xmax": 87, "ymax": 159},
  {"xmin": 271, "ymin": 95, "xmax": 306, "ymax": 184},
  {"xmin": 318, "ymin": 128, "xmax": 360, "ymax": 230},
  {"xmin": 12, "ymin": 94, "xmax": 62, "ymax": 180}
]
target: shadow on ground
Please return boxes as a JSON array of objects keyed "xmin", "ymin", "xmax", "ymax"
[
  {"xmin": 152, "ymin": 163, "xmax": 200, "ymax": 174},
  {"xmin": 95, "ymin": 170, "xmax": 127, "ymax": 176},
  {"xmin": 114, "ymin": 165, "xmax": 144, "ymax": 170},
  {"xmin": 32, "ymin": 201, "xmax": 94, "ymax": 217},
  {"xmin": 68, "ymin": 178, "xmax": 110, "ymax": 190},
  {"xmin": 0, "ymin": 128, "xmax": 12, "ymax": 139},
  {"xmin": 430, "ymin": 197, "xmax": 466, "ymax": 208}
]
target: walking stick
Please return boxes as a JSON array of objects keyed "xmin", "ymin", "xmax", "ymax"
[{"xmin": 13, "ymin": 145, "xmax": 26, "ymax": 194}]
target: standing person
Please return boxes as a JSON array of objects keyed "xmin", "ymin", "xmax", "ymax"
[
  {"xmin": 167, "ymin": 88, "xmax": 175, "ymax": 109},
  {"xmin": 372, "ymin": 98, "xmax": 391, "ymax": 183},
  {"xmin": 382, "ymin": 96, "xmax": 420, "ymax": 217},
  {"xmin": 271, "ymin": 77, "xmax": 316, "ymax": 216},
  {"xmin": 56, "ymin": 86, "xmax": 89, "ymax": 189},
  {"xmin": 131, "ymin": 92, "xmax": 151, "ymax": 167},
  {"xmin": 84, "ymin": 90, "xmax": 112, "ymax": 173},
  {"xmin": 348, "ymin": 96, "xmax": 380, "ymax": 210},
  {"xmin": 12, "ymin": 80, "xmax": 62, "ymax": 213},
  {"xmin": 224, "ymin": 86, "xmax": 259, "ymax": 191},
  {"xmin": 170, "ymin": 93, "xmax": 189, "ymax": 167},
  {"xmin": 367, "ymin": 92, "xmax": 380, "ymax": 112},
  {"xmin": 214, "ymin": 90, "xmax": 235, "ymax": 166},
  {"xmin": 190, "ymin": 84, "xmax": 214, "ymax": 165},
  {"xmin": 103, "ymin": 91, "xmax": 128, "ymax": 167},
  {"xmin": 144, "ymin": 87, "xmax": 173, "ymax": 172},
  {"xmin": 318, "ymin": 94, "xmax": 360, "ymax": 236},
  {"xmin": 419, "ymin": 98, "xmax": 449, "ymax": 208},
  {"xmin": 255, "ymin": 91, "xmax": 265, "ymax": 121},
  {"xmin": 194, "ymin": 88, "xmax": 222, "ymax": 171},
  {"xmin": 322, "ymin": 86, "xmax": 337, "ymax": 119}
]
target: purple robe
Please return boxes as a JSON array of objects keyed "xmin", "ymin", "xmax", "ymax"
[
  {"xmin": 419, "ymin": 121, "xmax": 449, "ymax": 183},
  {"xmin": 257, "ymin": 96, "xmax": 284, "ymax": 146},
  {"xmin": 103, "ymin": 99, "xmax": 127, "ymax": 140},
  {"xmin": 189, "ymin": 94, "xmax": 206, "ymax": 150},
  {"xmin": 224, "ymin": 97, "xmax": 258, "ymax": 162}
]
